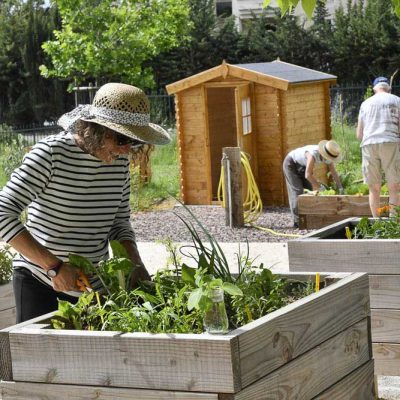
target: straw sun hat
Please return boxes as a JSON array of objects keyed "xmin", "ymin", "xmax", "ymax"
[
  {"xmin": 318, "ymin": 140, "xmax": 343, "ymax": 163},
  {"xmin": 58, "ymin": 83, "xmax": 171, "ymax": 145}
]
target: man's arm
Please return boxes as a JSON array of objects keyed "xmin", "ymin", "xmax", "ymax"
[
  {"xmin": 304, "ymin": 152, "xmax": 320, "ymax": 190},
  {"xmin": 356, "ymin": 119, "xmax": 364, "ymax": 141},
  {"xmin": 328, "ymin": 164, "xmax": 344, "ymax": 193}
]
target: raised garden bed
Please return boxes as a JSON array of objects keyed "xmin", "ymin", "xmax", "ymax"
[
  {"xmin": 298, "ymin": 194, "xmax": 389, "ymax": 229},
  {"xmin": 0, "ymin": 272, "xmax": 374, "ymax": 399},
  {"xmin": 288, "ymin": 217, "xmax": 400, "ymax": 376},
  {"xmin": 0, "ymin": 282, "xmax": 15, "ymax": 329}
]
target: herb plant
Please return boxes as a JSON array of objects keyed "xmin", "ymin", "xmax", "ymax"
[
  {"xmin": 351, "ymin": 214, "xmax": 400, "ymax": 239},
  {"xmin": 52, "ymin": 209, "xmax": 315, "ymax": 334}
]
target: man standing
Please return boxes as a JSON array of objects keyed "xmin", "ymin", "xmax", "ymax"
[{"xmin": 357, "ymin": 76, "xmax": 400, "ymax": 217}]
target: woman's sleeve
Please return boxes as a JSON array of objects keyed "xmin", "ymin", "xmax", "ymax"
[{"xmin": 0, "ymin": 142, "xmax": 52, "ymax": 242}]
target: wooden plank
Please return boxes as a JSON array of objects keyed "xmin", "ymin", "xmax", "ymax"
[
  {"xmin": 370, "ymin": 275, "xmax": 400, "ymax": 309},
  {"xmin": 298, "ymin": 195, "xmax": 387, "ymax": 216},
  {"xmin": 236, "ymin": 273, "xmax": 370, "ymax": 388},
  {"xmin": 288, "ymin": 218, "xmax": 400, "ymax": 274},
  {"xmin": 371, "ymin": 309, "xmax": 400, "ymax": 343},
  {"xmin": 233, "ymin": 319, "xmax": 371, "ymax": 400},
  {"xmin": 0, "ymin": 312, "xmax": 55, "ymax": 381},
  {"xmin": 9, "ymin": 329, "xmax": 239, "ymax": 393},
  {"xmin": 227, "ymin": 64, "xmax": 289, "ymax": 91},
  {"xmin": 0, "ymin": 307, "xmax": 16, "ymax": 330},
  {"xmin": 0, "ymin": 381, "xmax": 220, "ymax": 400},
  {"xmin": 166, "ymin": 64, "xmax": 223, "ymax": 94},
  {"xmin": 299, "ymin": 214, "xmax": 350, "ymax": 230},
  {"xmin": 314, "ymin": 360, "xmax": 375, "ymax": 399},
  {"xmin": 373, "ymin": 343, "xmax": 400, "ymax": 376},
  {"xmin": 0, "ymin": 283, "xmax": 15, "ymax": 312}
]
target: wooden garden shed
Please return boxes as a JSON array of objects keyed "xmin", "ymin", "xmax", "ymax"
[{"xmin": 166, "ymin": 60, "xmax": 337, "ymax": 206}]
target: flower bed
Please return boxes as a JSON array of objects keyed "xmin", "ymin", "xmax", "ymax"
[
  {"xmin": 288, "ymin": 217, "xmax": 400, "ymax": 376},
  {"xmin": 298, "ymin": 194, "xmax": 389, "ymax": 229},
  {"xmin": 0, "ymin": 272, "xmax": 374, "ymax": 399}
]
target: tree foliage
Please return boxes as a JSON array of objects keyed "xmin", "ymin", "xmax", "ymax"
[
  {"xmin": 0, "ymin": 0, "xmax": 69, "ymax": 124},
  {"xmin": 40, "ymin": 0, "xmax": 190, "ymax": 89}
]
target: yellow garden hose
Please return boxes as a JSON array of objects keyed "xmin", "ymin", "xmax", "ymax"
[{"xmin": 218, "ymin": 152, "xmax": 300, "ymax": 238}]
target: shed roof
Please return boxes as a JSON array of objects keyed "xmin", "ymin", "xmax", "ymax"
[{"xmin": 166, "ymin": 60, "xmax": 337, "ymax": 94}]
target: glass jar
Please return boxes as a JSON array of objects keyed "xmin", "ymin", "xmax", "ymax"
[{"xmin": 203, "ymin": 287, "xmax": 229, "ymax": 334}]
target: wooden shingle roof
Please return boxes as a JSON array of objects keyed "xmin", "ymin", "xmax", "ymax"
[{"xmin": 166, "ymin": 60, "xmax": 337, "ymax": 94}]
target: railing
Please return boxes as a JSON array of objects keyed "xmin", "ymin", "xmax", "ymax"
[{"xmin": 1, "ymin": 85, "xmax": 398, "ymax": 145}]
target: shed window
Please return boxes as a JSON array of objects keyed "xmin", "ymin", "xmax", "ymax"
[{"xmin": 241, "ymin": 97, "xmax": 252, "ymax": 134}]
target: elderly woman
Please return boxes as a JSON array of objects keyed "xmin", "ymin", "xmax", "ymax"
[{"xmin": 0, "ymin": 83, "xmax": 170, "ymax": 322}]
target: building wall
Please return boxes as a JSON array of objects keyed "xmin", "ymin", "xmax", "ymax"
[
  {"xmin": 229, "ymin": 0, "xmax": 357, "ymax": 31},
  {"xmin": 253, "ymin": 84, "xmax": 284, "ymax": 206},
  {"xmin": 176, "ymin": 86, "xmax": 210, "ymax": 205},
  {"xmin": 281, "ymin": 82, "xmax": 331, "ymax": 201}
]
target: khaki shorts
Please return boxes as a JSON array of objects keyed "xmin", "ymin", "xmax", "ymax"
[{"xmin": 362, "ymin": 142, "xmax": 400, "ymax": 185}]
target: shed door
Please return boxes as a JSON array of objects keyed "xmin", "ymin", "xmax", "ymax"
[{"xmin": 235, "ymin": 83, "xmax": 257, "ymax": 176}]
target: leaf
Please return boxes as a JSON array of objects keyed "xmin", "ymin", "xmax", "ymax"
[
  {"xmin": 301, "ymin": 0, "xmax": 317, "ymax": 19},
  {"xmin": 222, "ymin": 282, "xmax": 243, "ymax": 296},
  {"xmin": 181, "ymin": 264, "xmax": 196, "ymax": 285},
  {"xmin": 263, "ymin": 0, "xmax": 271, "ymax": 7},
  {"xmin": 69, "ymin": 253, "xmax": 95, "ymax": 275},
  {"xmin": 110, "ymin": 240, "xmax": 129, "ymax": 258},
  {"xmin": 187, "ymin": 288, "xmax": 203, "ymax": 311}
]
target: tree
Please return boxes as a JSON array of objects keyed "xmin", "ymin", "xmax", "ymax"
[
  {"xmin": 330, "ymin": 0, "xmax": 400, "ymax": 83},
  {"xmin": 40, "ymin": 0, "xmax": 190, "ymax": 89},
  {"xmin": 149, "ymin": 0, "xmax": 241, "ymax": 89},
  {"xmin": 263, "ymin": 0, "xmax": 400, "ymax": 19},
  {"xmin": 0, "ymin": 0, "xmax": 69, "ymax": 124}
]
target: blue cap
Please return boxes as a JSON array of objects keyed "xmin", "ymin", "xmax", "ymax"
[{"xmin": 373, "ymin": 76, "xmax": 389, "ymax": 87}]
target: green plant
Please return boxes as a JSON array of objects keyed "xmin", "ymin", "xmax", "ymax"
[
  {"xmin": 352, "ymin": 214, "xmax": 400, "ymax": 239},
  {"xmin": 0, "ymin": 245, "xmax": 14, "ymax": 285},
  {"xmin": 52, "ymin": 207, "xmax": 315, "ymax": 334},
  {"xmin": 69, "ymin": 240, "xmax": 134, "ymax": 296},
  {"xmin": 130, "ymin": 132, "xmax": 179, "ymax": 211}
]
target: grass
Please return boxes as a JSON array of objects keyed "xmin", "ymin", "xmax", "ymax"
[{"xmin": 130, "ymin": 132, "xmax": 179, "ymax": 211}]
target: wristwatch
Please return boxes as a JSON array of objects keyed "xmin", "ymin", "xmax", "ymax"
[{"xmin": 46, "ymin": 260, "xmax": 63, "ymax": 278}]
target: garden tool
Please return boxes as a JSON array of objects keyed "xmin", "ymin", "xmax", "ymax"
[{"xmin": 76, "ymin": 271, "xmax": 92, "ymax": 292}]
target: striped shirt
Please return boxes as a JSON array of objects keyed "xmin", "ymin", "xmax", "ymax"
[{"xmin": 0, "ymin": 131, "xmax": 135, "ymax": 296}]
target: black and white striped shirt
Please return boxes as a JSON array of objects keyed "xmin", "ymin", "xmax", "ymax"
[{"xmin": 0, "ymin": 131, "xmax": 135, "ymax": 295}]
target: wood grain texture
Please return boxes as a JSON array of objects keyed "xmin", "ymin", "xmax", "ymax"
[
  {"xmin": 314, "ymin": 360, "xmax": 375, "ymax": 400},
  {"xmin": 370, "ymin": 275, "xmax": 400, "ymax": 309},
  {"xmin": 298, "ymin": 195, "xmax": 389, "ymax": 229},
  {"xmin": 371, "ymin": 309, "xmax": 400, "ymax": 343},
  {"xmin": 9, "ymin": 329, "xmax": 238, "ymax": 393},
  {"xmin": 0, "ymin": 381, "xmax": 220, "ymax": 400},
  {"xmin": 373, "ymin": 343, "xmax": 400, "ymax": 376},
  {"xmin": 233, "ymin": 319, "xmax": 371, "ymax": 400},
  {"xmin": 236, "ymin": 273, "xmax": 370, "ymax": 388},
  {"xmin": 288, "ymin": 239, "xmax": 400, "ymax": 274}
]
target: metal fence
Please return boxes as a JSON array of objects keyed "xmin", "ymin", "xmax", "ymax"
[{"xmin": 0, "ymin": 85, "xmax": 396, "ymax": 145}]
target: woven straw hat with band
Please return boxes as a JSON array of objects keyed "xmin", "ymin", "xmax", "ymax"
[
  {"xmin": 58, "ymin": 83, "xmax": 171, "ymax": 145},
  {"xmin": 318, "ymin": 140, "xmax": 343, "ymax": 163}
]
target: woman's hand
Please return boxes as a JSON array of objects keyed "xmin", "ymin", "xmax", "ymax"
[
  {"xmin": 129, "ymin": 263, "xmax": 151, "ymax": 290},
  {"xmin": 51, "ymin": 262, "xmax": 81, "ymax": 292}
]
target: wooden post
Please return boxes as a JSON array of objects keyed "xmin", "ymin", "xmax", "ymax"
[{"xmin": 222, "ymin": 147, "xmax": 244, "ymax": 227}]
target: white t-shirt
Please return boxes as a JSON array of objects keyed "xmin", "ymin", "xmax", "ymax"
[
  {"xmin": 358, "ymin": 92, "xmax": 400, "ymax": 147},
  {"xmin": 288, "ymin": 145, "xmax": 331, "ymax": 167}
]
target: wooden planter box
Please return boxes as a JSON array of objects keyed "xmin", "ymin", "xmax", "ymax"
[
  {"xmin": 0, "ymin": 273, "xmax": 375, "ymax": 399},
  {"xmin": 0, "ymin": 282, "xmax": 15, "ymax": 329},
  {"xmin": 288, "ymin": 218, "xmax": 400, "ymax": 376},
  {"xmin": 298, "ymin": 194, "xmax": 389, "ymax": 229}
]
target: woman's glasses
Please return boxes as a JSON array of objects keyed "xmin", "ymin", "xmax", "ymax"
[{"xmin": 115, "ymin": 133, "xmax": 144, "ymax": 148}]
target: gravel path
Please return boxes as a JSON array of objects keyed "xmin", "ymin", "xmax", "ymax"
[{"xmin": 131, "ymin": 204, "xmax": 310, "ymax": 243}]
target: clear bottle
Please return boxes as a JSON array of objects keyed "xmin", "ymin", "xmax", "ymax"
[{"xmin": 203, "ymin": 287, "xmax": 229, "ymax": 334}]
